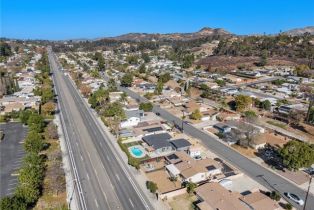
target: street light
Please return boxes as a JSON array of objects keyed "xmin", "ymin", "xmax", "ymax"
[
  {"xmin": 303, "ymin": 173, "xmax": 313, "ymax": 210},
  {"xmin": 68, "ymin": 178, "xmax": 77, "ymax": 209}
]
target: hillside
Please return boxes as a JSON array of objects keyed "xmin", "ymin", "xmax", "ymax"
[
  {"xmin": 110, "ymin": 27, "xmax": 231, "ymax": 41},
  {"xmin": 283, "ymin": 26, "xmax": 314, "ymax": 36}
]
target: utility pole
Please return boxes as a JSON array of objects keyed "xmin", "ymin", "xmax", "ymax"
[
  {"xmin": 181, "ymin": 110, "xmax": 185, "ymax": 132},
  {"xmin": 303, "ymin": 174, "xmax": 313, "ymax": 210}
]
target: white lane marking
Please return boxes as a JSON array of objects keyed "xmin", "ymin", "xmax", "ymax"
[
  {"xmin": 94, "ymin": 199, "xmax": 99, "ymax": 208},
  {"xmin": 76, "ymin": 142, "xmax": 79, "ymax": 147},
  {"xmin": 80, "ymin": 154, "xmax": 83, "ymax": 161},
  {"xmin": 86, "ymin": 173, "xmax": 90, "ymax": 181},
  {"xmin": 6, "ymin": 187, "xmax": 16, "ymax": 192},
  {"xmin": 129, "ymin": 198, "xmax": 134, "ymax": 208},
  {"xmin": 115, "ymin": 174, "xmax": 120, "ymax": 181},
  {"xmin": 106, "ymin": 155, "xmax": 110, "ymax": 161},
  {"xmin": 8, "ymin": 182, "xmax": 17, "ymax": 186}
]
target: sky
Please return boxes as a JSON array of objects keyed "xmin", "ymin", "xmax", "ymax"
[{"xmin": 1, "ymin": 0, "xmax": 314, "ymax": 40}]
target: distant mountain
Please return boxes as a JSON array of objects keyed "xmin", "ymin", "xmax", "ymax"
[
  {"xmin": 283, "ymin": 26, "xmax": 314, "ymax": 36},
  {"xmin": 108, "ymin": 27, "xmax": 232, "ymax": 41}
]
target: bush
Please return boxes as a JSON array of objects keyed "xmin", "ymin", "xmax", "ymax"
[
  {"xmin": 24, "ymin": 131, "xmax": 44, "ymax": 153},
  {"xmin": 19, "ymin": 110, "xmax": 33, "ymax": 125},
  {"xmin": 284, "ymin": 203, "xmax": 292, "ymax": 210},
  {"xmin": 146, "ymin": 181, "xmax": 158, "ymax": 193},
  {"xmin": 0, "ymin": 196, "xmax": 27, "ymax": 210},
  {"xmin": 27, "ymin": 113, "xmax": 45, "ymax": 133},
  {"xmin": 186, "ymin": 182, "xmax": 197, "ymax": 194},
  {"xmin": 46, "ymin": 122, "xmax": 58, "ymax": 139},
  {"xmin": 269, "ymin": 191, "xmax": 281, "ymax": 201}
]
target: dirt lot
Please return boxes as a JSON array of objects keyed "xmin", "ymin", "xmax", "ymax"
[
  {"xmin": 231, "ymin": 144, "xmax": 257, "ymax": 158},
  {"xmin": 169, "ymin": 193, "xmax": 198, "ymax": 210},
  {"xmin": 196, "ymin": 55, "xmax": 307, "ymax": 71}
]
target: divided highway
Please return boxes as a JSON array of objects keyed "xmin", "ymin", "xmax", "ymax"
[
  {"xmin": 48, "ymin": 49, "xmax": 152, "ymax": 210},
  {"xmin": 103, "ymin": 74, "xmax": 314, "ymax": 210}
]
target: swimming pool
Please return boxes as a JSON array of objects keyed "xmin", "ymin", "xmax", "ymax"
[{"xmin": 128, "ymin": 145, "xmax": 146, "ymax": 158}]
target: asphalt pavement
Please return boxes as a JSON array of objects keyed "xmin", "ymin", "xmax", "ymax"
[
  {"xmin": 0, "ymin": 122, "xmax": 27, "ymax": 198},
  {"xmin": 49, "ymin": 50, "xmax": 152, "ymax": 210}
]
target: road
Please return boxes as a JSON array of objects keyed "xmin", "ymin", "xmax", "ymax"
[
  {"xmin": 48, "ymin": 49, "xmax": 152, "ymax": 210},
  {"xmin": 0, "ymin": 122, "xmax": 27, "ymax": 198},
  {"xmin": 106, "ymin": 75, "xmax": 314, "ymax": 210}
]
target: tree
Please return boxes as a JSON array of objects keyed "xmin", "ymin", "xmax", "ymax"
[
  {"xmin": 88, "ymin": 87, "xmax": 109, "ymax": 109},
  {"xmin": 94, "ymin": 52, "xmax": 105, "ymax": 71},
  {"xmin": 107, "ymin": 78, "xmax": 117, "ymax": 92},
  {"xmin": 90, "ymin": 69, "xmax": 100, "ymax": 78},
  {"xmin": 142, "ymin": 53, "xmax": 150, "ymax": 63},
  {"xmin": 80, "ymin": 84, "xmax": 92, "ymax": 98},
  {"xmin": 155, "ymin": 81, "xmax": 163, "ymax": 95},
  {"xmin": 103, "ymin": 102, "xmax": 125, "ymax": 119},
  {"xmin": 186, "ymin": 182, "xmax": 197, "ymax": 194},
  {"xmin": 288, "ymin": 110, "xmax": 305, "ymax": 125},
  {"xmin": 121, "ymin": 73, "xmax": 133, "ymax": 87},
  {"xmin": 260, "ymin": 100, "xmax": 271, "ymax": 111},
  {"xmin": 158, "ymin": 73, "xmax": 171, "ymax": 83},
  {"xmin": 138, "ymin": 64, "xmax": 146, "ymax": 74},
  {"xmin": 280, "ymin": 140, "xmax": 314, "ymax": 170},
  {"xmin": 235, "ymin": 95, "xmax": 252, "ymax": 112},
  {"xmin": 27, "ymin": 113, "xmax": 45, "ymax": 133},
  {"xmin": 294, "ymin": 64, "xmax": 310, "ymax": 77},
  {"xmin": 139, "ymin": 102, "xmax": 153, "ymax": 112},
  {"xmin": 41, "ymin": 102, "xmax": 55, "ymax": 116},
  {"xmin": 41, "ymin": 87, "xmax": 54, "ymax": 104},
  {"xmin": 126, "ymin": 55, "xmax": 139, "ymax": 64},
  {"xmin": 0, "ymin": 42, "xmax": 12, "ymax": 56},
  {"xmin": 190, "ymin": 109, "xmax": 202, "ymax": 120},
  {"xmin": 215, "ymin": 79, "xmax": 226, "ymax": 87},
  {"xmin": 258, "ymin": 50, "xmax": 268, "ymax": 66},
  {"xmin": 19, "ymin": 110, "xmax": 33, "ymax": 125},
  {"xmin": 24, "ymin": 131, "xmax": 44, "ymax": 153}
]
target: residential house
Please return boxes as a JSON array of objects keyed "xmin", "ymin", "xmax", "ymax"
[
  {"xmin": 195, "ymin": 182, "xmax": 250, "ymax": 210},
  {"xmin": 120, "ymin": 110, "xmax": 144, "ymax": 128},
  {"xmin": 142, "ymin": 133, "xmax": 174, "ymax": 156},
  {"xmin": 165, "ymin": 151, "xmax": 222, "ymax": 183},
  {"xmin": 170, "ymin": 138, "xmax": 191, "ymax": 151},
  {"xmin": 213, "ymin": 123, "xmax": 232, "ymax": 133},
  {"xmin": 239, "ymin": 191, "xmax": 280, "ymax": 210},
  {"xmin": 164, "ymin": 80, "xmax": 181, "ymax": 92},
  {"xmin": 184, "ymin": 100, "xmax": 200, "ymax": 114},
  {"xmin": 0, "ymin": 96, "xmax": 40, "ymax": 115}
]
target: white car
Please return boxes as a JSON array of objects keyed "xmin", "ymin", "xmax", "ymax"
[{"xmin": 285, "ymin": 192, "xmax": 304, "ymax": 206}]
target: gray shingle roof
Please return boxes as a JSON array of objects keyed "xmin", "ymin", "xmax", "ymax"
[
  {"xmin": 170, "ymin": 138, "xmax": 191, "ymax": 149},
  {"xmin": 142, "ymin": 133, "xmax": 172, "ymax": 150}
]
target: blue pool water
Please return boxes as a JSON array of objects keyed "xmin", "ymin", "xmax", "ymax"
[{"xmin": 131, "ymin": 147, "xmax": 143, "ymax": 157}]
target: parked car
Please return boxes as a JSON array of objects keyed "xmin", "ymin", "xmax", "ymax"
[{"xmin": 284, "ymin": 192, "xmax": 304, "ymax": 206}]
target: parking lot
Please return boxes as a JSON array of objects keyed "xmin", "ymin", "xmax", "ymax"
[{"xmin": 0, "ymin": 122, "xmax": 27, "ymax": 198}]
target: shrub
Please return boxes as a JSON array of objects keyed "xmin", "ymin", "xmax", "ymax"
[
  {"xmin": 146, "ymin": 181, "xmax": 158, "ymax": 193},
  {"xmin": 139, "ymin": 102, "xmax": 153, "ymax": 112}
]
